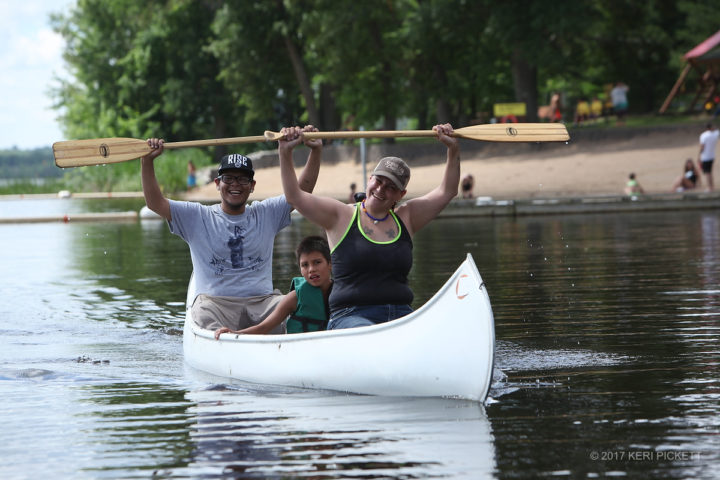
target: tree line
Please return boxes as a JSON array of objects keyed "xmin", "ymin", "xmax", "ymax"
[
  {"xmin": 0, "ymin": 148, "xmax": 59, "ymax": 179},
  {"xmin": 46, "ymin": 0, "xmax": 719, "ymax": 192}
]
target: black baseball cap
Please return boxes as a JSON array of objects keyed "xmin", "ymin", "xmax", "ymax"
[{"xmin": 218, "ymin": 154, "xmax": 254, "ymax": 177}]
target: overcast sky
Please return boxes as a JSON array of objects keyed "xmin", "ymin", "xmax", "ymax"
[{"xmin": 0, "ymin": 1, "xmax": 73, "ymax": 150}]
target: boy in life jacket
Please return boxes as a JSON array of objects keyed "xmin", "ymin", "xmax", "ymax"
[{"xmin": 214, "ymin": 236, "xmax": 332, "ymax": 337}]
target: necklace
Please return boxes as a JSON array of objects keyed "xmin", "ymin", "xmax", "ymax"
[{"xmin": 361, "ymin": 200, "xmax": 390, "ymax": 224}]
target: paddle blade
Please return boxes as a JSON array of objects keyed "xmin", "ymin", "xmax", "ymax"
[
  {"xmin": 53, "ymin": 137, "xmax": 151, "ymax": 168},
  {"xmin": 454, "ymin": 123, "xmax": 569, "ymax": 142}
]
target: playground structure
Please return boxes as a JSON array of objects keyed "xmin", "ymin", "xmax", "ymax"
[{"xmin": 660, "ymin": 29, "xmax": 720, "ymax": 114}]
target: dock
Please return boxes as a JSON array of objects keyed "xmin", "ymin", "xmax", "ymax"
[
  {"xmin": 1, "ymin": 191, "xmax": 718, "ymax": 224},
  {"xmin": 440, "ymin": 191, "xmax": 720, "ymax": 217},
  {"xmin": 0, "ymin": 211, "xmax": 138, "ymax": 224}
]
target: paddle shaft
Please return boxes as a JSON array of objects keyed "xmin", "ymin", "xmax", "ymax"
[
  {"xmin": 305, "ymin": 130, "xmax": 438, "ymax": 140},
  {"xmin": 162, "ymin": 136, "xmax": 267, "ymax": 149}
]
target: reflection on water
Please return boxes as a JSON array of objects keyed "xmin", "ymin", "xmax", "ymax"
[
  {"xmin": 78, "ymin": 382, "xmax": 195, "ymax": 476},
  {"xmin": 5, "ymin": 376, "xmax": 496, "ymax": 479},
  {"xmin": 179, "ymin": 387, "xmax": 496, "ymax": 479},
  {"xmin": 1, "ymin": 198, "xmax": 720, "ymax": 478}
]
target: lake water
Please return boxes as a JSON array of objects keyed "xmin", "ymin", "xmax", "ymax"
[{"xmin": 1, "ymin": 197, "xmax": 718, "ymax": 479}]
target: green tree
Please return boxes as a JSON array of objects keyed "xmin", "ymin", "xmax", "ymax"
[
  {"xmin": 52, "ymin": 0, "xmax": 248, "ymax": 191},
  {"xmin": 53, "ymin": 0, "xmax": 240, "ymax": 147},
  {"xmin": 400, "ymin": 1, "xmax": 502, "ymax": 127},
  {"xmin": 588, "ymin": 0, "xmax": 683, "ymax": 112},
  {"xmin": 484, "ymin": 1, "xmax": 599, "ymax": 121},
  {"xmin": 300, "ymin": 0, "xmax": 408, "ymax": 133},
  {"xmin": 208, "ymin": 1, "xmax": 309, "ymax": 132}
]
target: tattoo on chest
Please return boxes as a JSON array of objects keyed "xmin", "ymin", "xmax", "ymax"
[{"xmin": 363, "ymin": 224, "xmax": 397, "ymax": 240}]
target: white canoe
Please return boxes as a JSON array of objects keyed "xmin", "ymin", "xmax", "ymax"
[{"xmin": 183, "ymin": 253, "xmax": 496, "ymax": 402}]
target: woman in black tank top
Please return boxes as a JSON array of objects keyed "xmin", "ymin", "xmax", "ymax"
[
  {"xmin": 671, "ymin": 158, "xmax": 701, "ymax": 192},
  {"xmin": 278, "ymin": 123, "xmax": 461, "ymax": 329}
]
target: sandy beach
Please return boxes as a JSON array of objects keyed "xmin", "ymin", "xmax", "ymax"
[{"xmin": 185, "ymin": 122, "xmax": 709, "ymax": 202}]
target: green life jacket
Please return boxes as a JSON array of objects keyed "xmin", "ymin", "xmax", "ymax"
[{"xmin": 286, "ymin": 277, "xmax": 329, "ymax": 333}]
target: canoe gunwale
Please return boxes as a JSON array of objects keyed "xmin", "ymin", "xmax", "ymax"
[{"xmin": 188, "ymin": 252, "xmax": 487, "ymax": 343}]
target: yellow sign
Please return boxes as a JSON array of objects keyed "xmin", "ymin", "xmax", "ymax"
[{"xmin": 493, "ymin": 102, "xmax": 526, "ymax": 117}]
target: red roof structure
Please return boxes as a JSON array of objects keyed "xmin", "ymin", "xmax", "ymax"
[
  {"xmin": 684, "ymin": 29, "xmax": 720, "ymax": 61},
  {"xmin": 660, "ymin": 29, "xmax": 720, "ymax": 114}
]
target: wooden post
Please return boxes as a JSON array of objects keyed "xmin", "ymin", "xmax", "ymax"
[{"xmin": 659, "ymin": 64, "xmax": 691, "ymax": 114}]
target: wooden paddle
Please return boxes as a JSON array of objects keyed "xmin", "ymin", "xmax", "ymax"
[
  {"xmin": 53, "ymin": 123, "xmax": 569, "ymax": 168},
  {"xmin": 264, "ymin": 123, "xmax": 569, "ymax": 143}
]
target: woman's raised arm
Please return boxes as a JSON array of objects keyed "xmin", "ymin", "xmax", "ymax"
[{"xmin": 399, "ymin": 123, "xmax": 460, "ymax": 235}]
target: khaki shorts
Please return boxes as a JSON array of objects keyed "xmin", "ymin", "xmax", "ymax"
[{"xmin": 190, "ymin": 292, "xmax": 285, "ymax": 334}]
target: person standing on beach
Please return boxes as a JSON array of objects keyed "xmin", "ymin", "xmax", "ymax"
[
  {"xmin": 698, "ymin": 123, "xmax": 718, "ymax": 191},
  {"xmin": 549, "ymin": 92, "xmax": 563, "ymax": 123},
  {"xmin": 141, "ymin": 126, "xmax": 322, "ymax": 332},
  {"xmin": 611, "ymin": 82, "xmax": 629, "ymax": 125},
  {"xmin": 187, "ymin": 160, "xmax": 197, "ymax": 190}
]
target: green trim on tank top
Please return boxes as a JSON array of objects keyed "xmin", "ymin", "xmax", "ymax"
[{"xmin": 330, "ymin": 202, "xmax": 402, "ymax": 254}]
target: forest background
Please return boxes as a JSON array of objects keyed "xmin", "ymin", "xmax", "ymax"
[{"xmin": 2, "ymin": 0, "xmax": 719, "ymax": 194}]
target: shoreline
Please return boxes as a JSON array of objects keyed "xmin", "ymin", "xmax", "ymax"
[{"xmin": 185, "ymin": 122, "xmax": 713, "ymax": 203}]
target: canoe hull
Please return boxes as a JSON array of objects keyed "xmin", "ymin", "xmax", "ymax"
[{"xmin": 183, "ymin": 253, "xmax": 495, "ymax": 402}]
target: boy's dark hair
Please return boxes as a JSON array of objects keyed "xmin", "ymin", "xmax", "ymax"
[{"xmin": 295, "ymin": 235, "xmax": 331, "ymax": 264}]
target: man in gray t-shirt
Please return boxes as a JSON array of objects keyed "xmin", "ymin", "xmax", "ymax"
[{"xmin": 141, "ymin": 127, "xmax": 322, "ymax": 331}]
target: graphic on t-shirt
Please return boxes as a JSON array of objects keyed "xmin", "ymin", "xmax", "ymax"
[
  {"xmin": 210, "ymin": 255, "xmax": 225, "ymax": 275},
  {"xmin": 228, "ymin": 225, "xmax": 245, "ymax": 268}
]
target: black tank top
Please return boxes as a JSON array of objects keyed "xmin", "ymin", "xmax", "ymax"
[{"xmin": 329, "ymin": 204, "xmax": 413, "ymax": 312}]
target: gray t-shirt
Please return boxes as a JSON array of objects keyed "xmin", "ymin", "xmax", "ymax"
[{"xmin": 168, "ymin": 196, "xmax": 292, "ymax": 298}]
